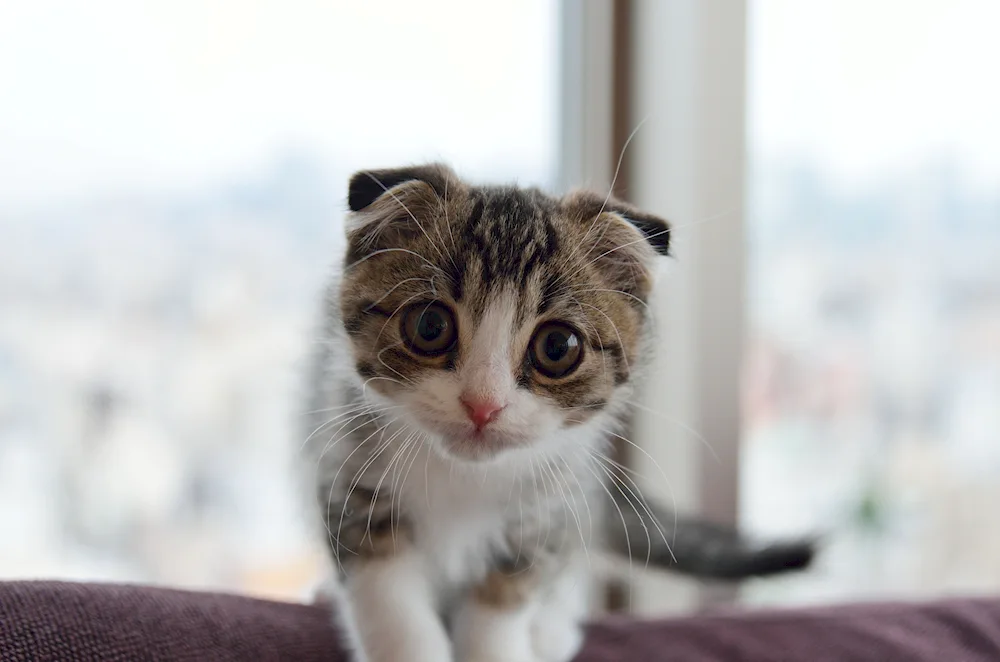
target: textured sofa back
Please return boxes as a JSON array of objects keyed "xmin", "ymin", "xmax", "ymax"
[{"xmin": 2, "ymin": 582, "xmax": 1000, "ymax": 661}]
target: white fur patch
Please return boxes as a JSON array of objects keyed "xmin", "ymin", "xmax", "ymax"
[
  {"xmin": 314, "ymin": 257, "xmax": 636, "ymax": 662},
  {"xmin": 400, "ymin": 290, "xmax": 568, "ymax": 463},
  {"xmin": 339, "ymin": 549, "xmax": 453, "ymax": 662},
  {"xmin": 451, "ymin": 556, "xmax": 588, "ymax": 662}
]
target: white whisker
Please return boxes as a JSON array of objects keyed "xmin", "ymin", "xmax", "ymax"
[
  {"xmin": 620, "ymin": 399, "xmax": 720, "ymax": 464},
  {"xmin": 392, "ymin": 433, "xmax": 425, "ymax": 544},
  {"xmin": 321, "ymin": 416, "xmax": 394, "ymax": 568},
  {"xmin": 364, "ymin": 277, "xmax": 434, "ymax": 311},
  {"xmin": 548, "ymin": 455, "xmax": 593, "ymax": 570},
  {"xmin": 315, "ymin": 409, "xmax": 387, "ymax": 465},
  {"xmin": 572, "ymin": 449, "xmax": 635, "ymax": 611},
  {"xmin": 373, "ymin": 289, "xmax": 437, "ymax": 347},
  {"xmin": 572, "ymin": 288, "xmax": 652, "ymax": 313},
  {"xmin": 299, "ymin": 403, "xmax": 376, "ymax": 452},
  {"xmin": 587, "ymin": 448, "xmax": 676, "ymax": 566},
  {"xmin": 574, "ymin": 300, "xmax": 631, "ymax": 378},
  {"xmin": 574, "ymin": 116, "xmax": 650, "ymax": 255},
  {"xmin": 364, "ymin": 172, "xmax": 451, "ymax": 268},
  {"xmin": 344, "ymin": 247, "xmax": 442, "ymax": 273}
]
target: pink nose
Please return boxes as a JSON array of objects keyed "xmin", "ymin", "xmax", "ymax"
[{"xmin": 461, "ymin": 396, "xmax": 505, "ymax": 431}]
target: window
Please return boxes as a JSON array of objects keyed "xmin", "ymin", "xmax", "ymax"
[
  {"xmin": 0, "ymin": 0, "xmax": 558, "ymax": 599},
  {"xmin": 743, "ymin": 0, "xmax": 1000, "ymax": 605},
  {"xmin": 584, "ymin": 0, "xmax": 998, "ymax": 614}
]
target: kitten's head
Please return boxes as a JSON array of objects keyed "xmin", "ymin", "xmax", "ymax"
[{"xmin": 338, "ymin": 164, "xmax": 669, "ymax": 463}]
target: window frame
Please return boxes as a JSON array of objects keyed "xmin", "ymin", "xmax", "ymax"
[{"xmin": 559, "ymin": 0, "xmax": 748, "ymax": 613}]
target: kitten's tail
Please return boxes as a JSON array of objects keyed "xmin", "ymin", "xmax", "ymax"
[{"xmin": 607, "ymin": 487, "xmax": 816, "ymax": 580}]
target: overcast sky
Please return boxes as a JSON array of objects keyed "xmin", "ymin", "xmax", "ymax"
[
  {"xmin": 0, "ymin": 0, "xmax": 558, "ymax": 207},
  {"xmin": 1, "ymin": 0, "xmax": 998, "ymax": 208},
  {"xmin": 751, "ymin": 0, "xmax": 1000, "ymax": 190}
]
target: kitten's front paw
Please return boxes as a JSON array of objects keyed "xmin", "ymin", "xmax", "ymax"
[
  {"xmin": 457, "ymin": 641, "xmax": 540, "ymax": 662},
  {"xmin": 530, "ymin": 612, "xmax": 583, "ymax": 662},
  {"xmin": 455, "ymin": 614, "xmax": 581, "ymax": 662},
  {"xmin": 455, "ymin": 635, "xmax": 539, "ymax": 662},
  {"xmin": 453, "ymin": 606, "xmax": 540, "ymax": 662},
  {"xmin": 310, "ymin": 577, "xmax": 339, "ymax": 609}
]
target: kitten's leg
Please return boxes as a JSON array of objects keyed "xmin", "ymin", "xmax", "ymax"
[
  {"xmin": 325, "ymin": 485, "xmax": 451, "ymax": 662},
  {"xmin": 310, "ymin": 575, "xmax": 338, "ymax": 607},
  {"xmin": 451, "ymin": 562, "xmax": 540, "ymax": 662},
  {"xmin": 453, "ymin": 553, "xmax": 586, "ymax": 662},
  {"xmin": 529, "ymin": 555, "xmax": 587, "ymax": 662},
  {"xmin": 336, "ymin": 549, "xmax": 452, "ymax": 662}
]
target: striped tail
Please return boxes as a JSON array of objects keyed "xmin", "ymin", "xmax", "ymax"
[{"xmin": 607, "ymin": 486, "xmax": 816, "ymax": 579}]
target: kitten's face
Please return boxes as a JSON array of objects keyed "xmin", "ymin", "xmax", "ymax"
[{"xmin": 338, "ymin": 165, "xmax": 669, "ymax": 462}]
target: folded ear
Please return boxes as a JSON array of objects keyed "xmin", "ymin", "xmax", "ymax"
[
  {"xmin": 347, "ymin": 164, "xmax": 455, "ymax": 212},
  {"xmin": 343, "ymin": 164, "xmax": 460, "ymax": 267},
  {"xmin": 562, "ymin": 190, "xmax": 671, "ymax": 256},
  {"xmin": 561, "ymin": 191, "xmax": 671, "ymax": 300},
  {"xmin": 610, "ymin": 202, "xmax": 671, "ymax": 256}
]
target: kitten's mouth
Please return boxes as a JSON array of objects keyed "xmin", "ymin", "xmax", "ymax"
[
  {"xmin": 437, "ymin": 425, "xmax": 530, "ymax": 461},
  {"xmin": 408, "ymin": 409, "xmax": 534, "ymax": 461}
]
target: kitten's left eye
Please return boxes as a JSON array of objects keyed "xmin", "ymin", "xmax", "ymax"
[
  {"xmin": 401, "ymin": 302, "xmax": 457, "ymax": 356},
  {"xmin": 529, "ymin": 322, "xmax": 582, "ymax": 378}
]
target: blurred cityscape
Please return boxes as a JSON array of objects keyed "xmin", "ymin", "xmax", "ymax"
[
  {"xmin": 0, "ymin": 0, "xmax": 559, "ymax": 601},
  {"xmin": 0, "ymin": 154, "xmax": 345, "ymax": 599},
  {"xmin": 1, "ymin": 151, "xmax": 996, "ymax": 604},
  {"xmin": 743, "ymin": 157, "xmax": 1000, "ymax": 605}
]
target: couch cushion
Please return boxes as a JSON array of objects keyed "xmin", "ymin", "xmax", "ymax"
[{"xmin": 1, "ymin": 581, "xmax": 999, "ymax": 661}]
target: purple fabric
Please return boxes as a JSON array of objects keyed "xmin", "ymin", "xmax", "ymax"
[{"xmin": 1, "ymin": 582, "xmax": 999, "ymax": 661}]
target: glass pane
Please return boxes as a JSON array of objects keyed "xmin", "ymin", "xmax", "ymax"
[
  {"xmin": 0, "ymin": 0, "xmax": 558, "ymax": 600},
  {"xmin": 744, "ymin": 0, "xmax": 1000, "ymax": 605}
]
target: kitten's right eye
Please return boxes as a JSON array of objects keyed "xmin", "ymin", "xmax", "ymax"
[
  {"xmin": 529, "ymin": 322, "xmax": 583, "ymax": 378},
  {"xmin": 401, "ymin": 302, "xmax": 457, "ymax": 356}
]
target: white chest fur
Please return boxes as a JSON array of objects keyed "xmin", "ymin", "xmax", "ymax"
[{"xmin": 401, "ymin": 446, "xmax": 521, "ymax": 588}]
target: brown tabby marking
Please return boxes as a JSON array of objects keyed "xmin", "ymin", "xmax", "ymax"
[
  {"xmin": 323, "ymin": 481, "xmax": 413, "ymax": 574},
  {"xmin": 339, "ymin": 164, "xmax": 669, "ymax": 420},
  {"xmin": 473, "ymin": 566, "xmax": 541, "ymax": 608}
]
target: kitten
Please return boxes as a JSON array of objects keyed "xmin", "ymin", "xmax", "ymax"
[{"xmin": 302, "ymin": 164, "xmax": 812, "ymax": 662}]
